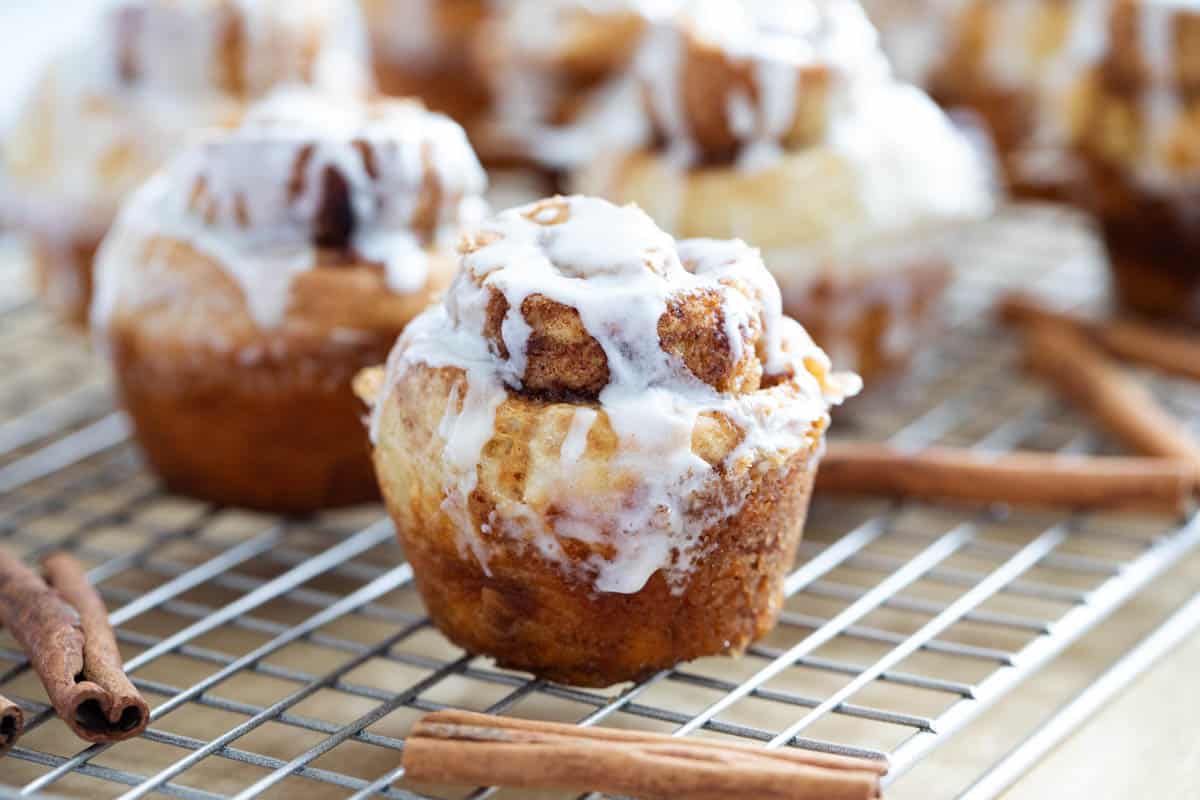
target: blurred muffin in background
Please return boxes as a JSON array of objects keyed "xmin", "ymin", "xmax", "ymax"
[
  {"xmin": 93, "ymin": 88, "xmax": 487, "ymax": 512},
  {"xmin": 1, "ymin": 0, "xmax": 372, "ymax": 326},
  {"xmin": 1066, "ymin": 0, "xmax": 1200, "ymax": 324},
  {"xmin": 359, "ymin": 0, "xmax": 491, "ymax": 126},
  {"xmin": 912, "ymin": 0, "xmax": 1105, "ymax": 199},
  {"xmin": 472, "ymin": 0, "xmax": 681, "ymax": 171},
  {"xmin": 576, "ymin": 0, "xmax": 994, "ymax": 385}
]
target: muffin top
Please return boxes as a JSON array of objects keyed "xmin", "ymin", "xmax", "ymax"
[
  {"xmin": 380, "ymin": 194, "xmax": 854, "ymax": 441},
  {"xmin": 372, "ymin": 195, "xmax": 856, "ymax": 593},
  {"xmin": 94, "ymin": 89, "xmax": 486, "ymax": 329},
  {"xmin": 451, "ymin": 195, "xmax": 788, "ymax": 400}
]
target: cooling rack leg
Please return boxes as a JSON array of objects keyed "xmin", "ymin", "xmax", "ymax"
[{"xmin": 958, "ymin": 590, "xmax": 1200, "ymax": 800}]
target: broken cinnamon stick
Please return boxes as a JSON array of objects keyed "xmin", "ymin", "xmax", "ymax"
[
  {"xmin": 0, "ymin": 551, "xmax": 149, "ymax": 744},
  {"xmin": 817, "ymin": 443, "xmax": 1193, "ymax": 514},
  {"xmin": 999, "ymin": 292, "xmax": 1200, "ymax": 381},
  {"xmin": 1, "ymin": 695, "xmax": 22, "ymax": 755},
  {"xmin": 403, "ymin": 710, "xmax": 885, "ymax": 800},
  {"xmin": 1022, "ymin": 323, "xmax": 1200, "ymax": 487}
]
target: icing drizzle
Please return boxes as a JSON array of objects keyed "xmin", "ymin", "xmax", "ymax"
[
  {"xmin": 371, "ymin": 195, "xmax": 857, "ymax": 594},
  {"xmin": 93, "ymin": 88, "xmax": 487, "ymax": 330},
  {"xmin": 638, "ymin": 0, "xmax": 890, "ymax": 169}
]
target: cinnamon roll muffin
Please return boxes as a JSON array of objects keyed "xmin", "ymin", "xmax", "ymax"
[
  {"xmin": 1066, "ymin": 0, "xmax": 1200, "ymax": 323},
  {"xmin": 359, "ymin": 0, "xmax": 491, "ymax": 125},
  {"xmin": 93, "ymin": 90, "xmax": 487, "ymax": 513},
  {"xmin": 576, "ymin": 0, "xmax": 993, "ymax": 383},
  {"xmin": 472, "ymin": 0, "xmax": 678, "ymax": 170},
  {"xmin": 0, "ymin": 0, "xmax": 372, "ymax": 325},
  {"xmin": 357, "ymin": 195, "xmax": 858, "ymax": 686}
]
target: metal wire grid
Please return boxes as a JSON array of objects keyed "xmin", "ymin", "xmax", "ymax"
[{"xmin": 0, "ymin": 205, "xmax": 1197, "ymax": 799}]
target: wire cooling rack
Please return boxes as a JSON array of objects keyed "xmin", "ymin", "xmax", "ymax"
[{"xmin": 1, "ymin": 205, "xmax": 1199, "ymax": 800}]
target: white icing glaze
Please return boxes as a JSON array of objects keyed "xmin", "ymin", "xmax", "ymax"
[
  {"xmin": 92, "ymin": 88, "xmax": 487, "ymax": 331},
  {"xmin": 492, "ymin": 71, "xmax": 654, "ymax": 170},
  {"xmin": 638, "ymin": 0, "xmax": 889, "ymax": 172},
  {"xmin": 560, "ymin": 407, "xmax": 598, "ymax": 464},
  {"xmin": 826, "ymin": 84, "xmax": 994, "ymax": 254},
  {"xmin": 0, "ymin": 0, "xmax": 371, "ymax": 249},
  {"xmin": 364, "ymin": 0, "xmax": 441, "ymax": 65},
  {"xmin": 370, "ymin": 195, "xmax": 856, "ymax": 595}
]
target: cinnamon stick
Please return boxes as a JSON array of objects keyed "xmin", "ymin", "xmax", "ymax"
[
  {"xmin": 402, "ymin": 710, "xmax": 885, "ymax": 800},
  {"xmin": 1022, "ymin": 323, "xmax": 1200, "ymax": 486},
  {"xmin": 0, "ymin": 695, "xmax": 22, "ymax": 755},
  {"xmin": 999, "ymin": 292, "xmax": 1200, "ymax": 381},
  {"xmin": 817, "ymin": 443, "xmax": 1193, "ymax": 514},
  {"xmin": 0, "ymin": 551, "xmax": 149, "ymax": 744}
]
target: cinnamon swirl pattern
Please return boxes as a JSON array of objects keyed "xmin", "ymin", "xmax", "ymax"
[
  {"xmin": 1, "ymin": 0, "xmax": 372, "ymax": 325},
  {"xmin": 577, "ymin": 0, "xmax": 994, "ymax": 383},
  {"xmin": 359, "ymin": 195, "xmax": 857, "ymax": 686},
  {"xmin": 93, "ymin": 89, "xmax": 487, "ymax": 512}
]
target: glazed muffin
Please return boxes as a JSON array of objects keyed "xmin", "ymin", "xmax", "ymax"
[
  {"xmin": 359, "ymin": 0, "xmax": 491, "ymax": 126},
  {"xmin": 472, "ymin": 0, "xmax": 677, "ymax": 170},
  {"xmin": 0, "ymin": 0, "xmax": 372, "ymax": 326},
  {"xmin": 93, "ymin": 89, "xmax": 487, "ymax": 513},
  {"xmin": 917, "ymin": 0, "xmax": 1106, "ymax": 197},
  {"xmin": 1066, "ymin": 0, "xmax": 1200, "ymax": 323},
  {"xmin": 357, "ymin": 195, "xmax": 858, "ymax": 686},
  {"xmin": 576, "ymin": 0, "xmax": 994, "ymax": 383}
]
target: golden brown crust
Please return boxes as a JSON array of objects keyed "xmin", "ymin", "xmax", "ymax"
[
  {"xmin": 106, "ymin": 237, "xmax": 453, "ymax": 511},
  {"xmin": 658, "ymin": 289, "xmax": 764, "ymax": 394},
  {"xmin": 111, "ymin": 324, "xmax": 390, "ymax": 513},
  {"xmin": 372, "ymin": 363, "xmax": 819, "ymax": 686}
]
